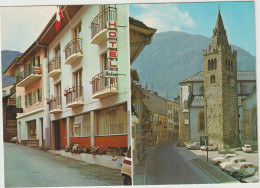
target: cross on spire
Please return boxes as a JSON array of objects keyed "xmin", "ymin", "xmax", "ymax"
[{"xmin": 218, "ymin": 3, "xmax": 220, "ymax": 12}]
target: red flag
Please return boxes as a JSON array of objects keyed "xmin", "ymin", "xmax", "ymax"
[{"xmin": 55, "ymin": 6, "xmax": 63, "ymax": 33}]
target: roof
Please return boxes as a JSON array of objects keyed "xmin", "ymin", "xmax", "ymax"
[
  {"xmin": 180, "ymin": 71, "xmax": 256, "ymax": 84},
  {"xmin": 190, "ymin": 95, "xmax": 204, "ymax": 107}
]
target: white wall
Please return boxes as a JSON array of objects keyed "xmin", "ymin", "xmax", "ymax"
[{"xmin": 48, "ymin": 5, "xmax": 129, "ymax": 121}]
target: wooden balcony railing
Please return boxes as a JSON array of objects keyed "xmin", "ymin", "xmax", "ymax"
[
  {"xmin": 91, "ymin": 7, "xmax": 117, "ymax": 39},
  {"xmin": 16, "ymin": 66, "xmax": 42, "ymax": 84},
  {"xmin": 65, "ymin": 86, "xmax": 83, "ymax": 106},
  {"xmin": 48, "ymin": 57, "xmax": 61, "ymax": 74},
  {"xmin": 91, "ymin": 72, "xmax": 118, "ymax": 95},
  {"xmin": 49, "ymin": 97, "xmax": 62, "ymax": 112},
  {"xmin": 64, "ymin": 38, "xmax": 82, "ymax": 61}
]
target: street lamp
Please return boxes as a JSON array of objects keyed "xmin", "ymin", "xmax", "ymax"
[{"xmin": 203, "ymin": 95, "xmax": 209, "ymax": 162}]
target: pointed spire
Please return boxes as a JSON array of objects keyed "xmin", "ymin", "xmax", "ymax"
[
  {"xmin": 214, "ymin": 10, "xmax": 225, "ymax": 32},
  {"xmin": 210, "ymin": 10, "xmax": 230, "ymax": 52}
]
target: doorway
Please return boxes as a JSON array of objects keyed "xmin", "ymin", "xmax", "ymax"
[{"xmin": 54, "ymin": 120, "xmax": 61, "ymax": 150}]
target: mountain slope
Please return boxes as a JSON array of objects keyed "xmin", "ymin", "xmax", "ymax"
[
  {"xmin": 131, "ymin": 31, "xmax": 256, "ymax": 100},
  {"xmin": 1, "ymin": 50, "xmax": 22, "ymax": 86}
]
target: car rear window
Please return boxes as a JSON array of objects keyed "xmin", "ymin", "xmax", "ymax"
[{"xmin": 127, "ymin": 146, "xmax": 131, "ymax": 158}]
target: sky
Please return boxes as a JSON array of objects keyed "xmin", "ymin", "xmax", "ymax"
[
  {"xmin": 130, "ymin": 1, "xmax": 256, "ymax": 56},
  {"xmin": 1, "ymin": 6, "xmax": 56, "ymax": 53},
  {"xmin": 0, "ymin": 2, "xmax": 256, "ymax": 55}
]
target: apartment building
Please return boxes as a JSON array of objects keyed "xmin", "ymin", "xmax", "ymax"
[
  {"xmin": 47, "ymin": 5, "xmax": 129, "ymax": 150},
  {"xmin": 5, "ymin": 5, "xmax": 130, "ymax": 150},
  {"xmin": 167, "ymin": 100, "xmax": 179, "ymax": 140}
]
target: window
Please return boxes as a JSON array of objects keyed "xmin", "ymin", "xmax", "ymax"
[
  {"xmin": 27, "ymin": 120, "xmax": 36, "ymax": 139},
  {"xmin": 96, "ymin": 104, "xmax": 127, "ymax": 135},
  {"xmin": 16, "ymin": 96, "xmax": 21, "ymax": 108},
  {"xmin": 231, "ymin": 61, "xmax": 233, "ymax": 71},
  {"xmin": 214, "ymin": 58, "xmax": 217, "ymax": 69},
  {"xmin": 211, "ymin": 59, "xmax": 214, "ymax": 70},
  {"xmin": 74, "ymin": 22, "xmax": 82, "ymax": 38},
  {"xmin": 241, "ymin": 85, "xmax": 246, "ymax": 95},
  {"xmin": 55, "ymin": 45, "xmax": 61, "ymax": 58},
  {"xmin": 199, "ymin": 112, "xmax": 205, "ymax": 130},
  {"xmin": 71, "ymin": 114, "xmax": 91, "ymax": 137},
  {"xmin": 210, "ymin": 75, "xmax": 215, "ymax": 84},
  {"xmin": 208, "ymin": 60, "xmax": 210, "ymax": 71},
  {"xmin": 55, "ymin": 82, "xmax": 62, "ymax": 99},
  {"xmin": 25, "ymin": 88, "xmax": 42, "ymax": 107},
  {"xmin": 37, "ymin": 56, "xmax": 41, "ymax": 67},
  {"xmin": 199, "ymin": 85, "xmax": 204, "ymax": 94}
]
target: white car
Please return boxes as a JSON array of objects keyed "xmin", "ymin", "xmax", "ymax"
[
  {"xmin": 212, "ymin": 154, "xmax": 238, "ymax": 166},
  {"xmin": 200, "ymin": 144, "xmax": 218, "ymax": 151},
  {"xmin": 242, "ymin": 144, "xmax": 253, "ymax": 153},
  {"xmin": 121, "ymin": 146, "xmax": 132, "ymax": 185},
  {"xmin": 243, "ymin": 172, "xmax": 259, "ymax": 183},
  {"xmin": 219, "ymin": 157, "xmax": 246, "ymax": 170},
  {"xmin": 224, "ymin": 162, "xmax": 254, "ymax": 176}
]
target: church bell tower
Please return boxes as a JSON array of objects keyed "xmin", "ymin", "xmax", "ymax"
[{"xmin": 203, "ymin": 10, "xmax": 240, "ymax": 149}]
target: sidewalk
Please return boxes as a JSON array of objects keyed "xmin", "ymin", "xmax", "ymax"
[{"xmin": 192, "ymin": 158, "xmax": 240, "ymax": 183}]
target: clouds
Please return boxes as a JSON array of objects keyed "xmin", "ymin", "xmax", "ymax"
[
  {"xmin": 131, "ymin": 4, "xmax": 196, "ymax": 33},
  {"xmin": 1, "ymin": 6, "xmax": 56, "ymax": 52}
]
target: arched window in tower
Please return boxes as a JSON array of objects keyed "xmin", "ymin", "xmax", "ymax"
[
  {"xmin": 211, "ymin": 59, "xmax": 214, "ymax": 70},
  {"xmin": 213, "ymin": 75, "xmax": 215, "ymax": 83},
  {"xmin": 231, "ymin": 61, "xmax": 233, "ymax": 71},
  {"xmin": 198, "ymin": 111, "xmax": 205, "ymax": 131},
  {"xmin": 214, "ymin": 58, "xmax": 217, "ymax": 69},
  {"xmin": 208, "ymin": 60, "xmax": 211, "ymax": 71},
  {"xmin": 226, "ymin": 60, "xmax": 228, "ymax": 68},
  {"xmin": 228, "ymin": 60, "xmax": 230, "ymax": 70}
]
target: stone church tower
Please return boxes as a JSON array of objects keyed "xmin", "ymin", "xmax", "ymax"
[{"xmin": 203, "ymin": 10, "xmax": 240, "ymax": 149}]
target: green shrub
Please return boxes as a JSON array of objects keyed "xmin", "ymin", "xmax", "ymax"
[{"xmin": 218, "ymin": 150, "xmax": 236, "ymax": 154}]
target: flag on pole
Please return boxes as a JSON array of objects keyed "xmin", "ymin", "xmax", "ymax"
[{"xmin": 55, "ymin": 6, "xmax": 63, "ymax": 33}]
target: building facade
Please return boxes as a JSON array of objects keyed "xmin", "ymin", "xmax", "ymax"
[
  {"xmin": 4, "ymin": 5, "xmax": 131, "ymax": 151},
  {"xmin": 47, "ymin": 5, "xmax": 129, "ymax": 150},
  {"xmin": 2, "ymin": 83, "xmax": 17, "ymax": 142}
]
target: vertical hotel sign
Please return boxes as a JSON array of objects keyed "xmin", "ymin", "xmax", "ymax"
[{"xmin": 105, "ymin": 21, "xmax": 118, "ymax": 78}]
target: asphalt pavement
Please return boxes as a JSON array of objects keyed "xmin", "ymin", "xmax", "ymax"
[
  {"xmin": 4, "ymin": 142, "xmax": 123, "ymax": 187},
  {"xmin": 134, "ymin": 141, "xmax": 216, "ymax": 185}
]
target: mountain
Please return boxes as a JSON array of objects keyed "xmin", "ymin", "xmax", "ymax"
[
  {"xmin": 131, "ymin": 31, "xmax": 256, "ymax": 100},
  {"xmin": 1, "ymin": 50, "xmax": 22, "ymax": 86}
]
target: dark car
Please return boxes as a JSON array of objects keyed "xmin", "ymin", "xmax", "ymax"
[{"xmin": 235, "ymin": 166, "xmax": 258, "ymax": 181}]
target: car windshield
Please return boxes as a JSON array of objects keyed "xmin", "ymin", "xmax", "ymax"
[{"xmin": 245, "ymin": 146, "xmax": 251, "ymax": 148}]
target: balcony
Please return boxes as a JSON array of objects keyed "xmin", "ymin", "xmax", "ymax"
[
  {"xmin": 49, "ymin": 97, "xmax": 62, "ymax": 114},
  {"xmin": 91, "ymin": 7, "xmax": 117, "ymax": 45},
  {"xmin": 91, "ymin": 72, "xmax": 118, "ymax": 99},
  {"xmin": 16, "ymin": 66, "xmax": 42, "ymax": 87},
  {"xmin": 64, "ymin": 38, "xmax": 83, "ymax": 65},
  {"xmin": 65, "ymin": 86, "xmax": 84, "ymax": 108},
  {"xmin": 48, "ymin": 57, "xmax": 61, "ymax": 78}
]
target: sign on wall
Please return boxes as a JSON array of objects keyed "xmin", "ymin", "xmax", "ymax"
[{"xmin": 106, "ymin": 21, "xmax": 118, "ymax": 75}]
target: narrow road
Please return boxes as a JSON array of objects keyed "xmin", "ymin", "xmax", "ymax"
[
  {"xmin": 144, "ymin": 141, "xmax": 216, "ymax": 185},
  {"xmin": 4, "ymin": 143, "xmax": 123, "ymax": 187}
]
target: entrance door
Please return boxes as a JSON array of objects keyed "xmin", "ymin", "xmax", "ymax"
[{"xmin": 54, "ymin": 120, "xmax": 61, "ymax": 150}]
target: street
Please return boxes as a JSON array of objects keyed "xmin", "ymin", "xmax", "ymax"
[
  {"xmin": 4, "ymin": 143, "xmax": 123, "ymax": 187},
  {"xmin": 134, "ymin": 141, "xmax": 216, "ymax": 185}
]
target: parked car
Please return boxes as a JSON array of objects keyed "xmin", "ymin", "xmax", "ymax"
[
  {"xmin": 212, "ymin": 154, "xmax": 238, "ymax": 166},
  {"xmin": 200, "ymin": 144, "xmax": 218, "ymax": 151},
  {"xmin": 187, "ymin": 142, "xmax": 200, "ymax": 150},
  {"xmin": 219, "ymin": 157, "xmax": 246, "ymax": 170},
  {"xmin": 243, "ymin": 171, "xmax": 259, "ymax": 183},
  {"xmin": 224, "ymin": 162, "xmax": 254, "ymax": 177},
  {"xmin": 242, "ymin": 144, "xmax": 253, "ymax": 153},
  {"xmin": 10, "ymin": 136, "xmax": 17, "ymax": 143},
  {"xmin": 121, "ymin": 146, "xmax": 132, "ymax": 185},
  {"xmin": 236, "ymin": 166, "xmax": 258, "ymax": 181}
]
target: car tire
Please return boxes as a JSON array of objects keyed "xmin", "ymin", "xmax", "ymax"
[
  {"xmin": 216, "ymin": 161, "xmax": 221, "ymax": 166},
  {"xmin": 124, "ymin": 175, "xmax": 132, "ymax": 185},
  {"xmin": 191, "ymin": 147, "xmax": 194, "ymax": 150},
  {"xmin": 232, "ymin": 172, "xmax": 238, "ymax": 178}
]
